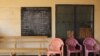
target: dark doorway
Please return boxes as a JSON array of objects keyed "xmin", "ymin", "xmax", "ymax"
[
  {"xmin": 56, "ymin": 4, "xmax": 94, "ymax": 40},
  {"xmin": 56, "ymin": 5, "xmax": 94, "ymax": 56}
]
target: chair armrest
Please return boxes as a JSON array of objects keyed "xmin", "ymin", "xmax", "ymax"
[
  {"xmin": 61, "ymin": 45, "xmax": 64, "ymax": 52},
  {"xmin": 47, "ymin": 44, "xmax": 51, "ymax": 51},
  {"xmin": 83, "ymin": 44, "xmax": 88, "ymax": 51},
  {"xmin": 77, "ymin": 43, "xmax": 82, "ymax": 51},
  {"xmin": 94, "ymin": 44, "xmax": 100, "ymax": 51},
  {"xmin": 47, "ymin": 39, "xmax": 52, "ymax": 51},
  {"xmin": 61, "ymin": 45, "xmax": 64, "ymax": 56},
  {"xmin": 66, "ymin": 45, "xmax": 69, "ymax": 49}
]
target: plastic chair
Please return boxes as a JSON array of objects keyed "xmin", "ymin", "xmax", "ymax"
[
  {"xmin": 66, "ymin": 37, "xmax": 82, "ymax": 56},
  {"xmin": 47, "ymin": 38, "xmax": 64, "ymax": 56},
  {"xmin": 83, "ymin": 37, "xmax": 97, "ymax": 56},
  {"xmin": 95, "ymin": 43, "xmax": 100, "ymax": 56}
]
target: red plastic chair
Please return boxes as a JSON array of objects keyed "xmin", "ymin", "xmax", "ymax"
[
  {"xmin": 66, "ymin": 37, "xmax": 82, "ymax": 56},
  {"xmin": 83, "ymin": 37, "xmax": 97, "ymax": 56},
  {"xmin": 47, "ymin": 38, "xmax": 64, "ymax": 56}
]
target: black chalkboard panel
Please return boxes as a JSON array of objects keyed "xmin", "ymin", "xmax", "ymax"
[{"xmin": 21, "ymin": 7, "xmax": 51, "ymax": 37}]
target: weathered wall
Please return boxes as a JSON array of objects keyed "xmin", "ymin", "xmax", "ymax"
[{"xmin": 0, "ymin": 0, "xmax": 100, "ymax": 41}]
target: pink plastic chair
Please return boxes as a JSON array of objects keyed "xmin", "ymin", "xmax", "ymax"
[
  {"xmin": 83, "ymin": 37, "xmax": 97, "ymax": 56},
  {"xmin": 47, "ymin": 38, "xmax": 64, "ymax": 56},
  {"xmin": 66, "ymin": 37, "xmax": 82, "ymax": 56},
  {"xmin": 95, "ymin": 43, "xmax": 100, "ymax": 56}
]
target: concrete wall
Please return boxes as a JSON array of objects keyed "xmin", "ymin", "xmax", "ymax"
[{"xmin": 0, "ymin": 0, "xmax": 100, "ymax": 41}]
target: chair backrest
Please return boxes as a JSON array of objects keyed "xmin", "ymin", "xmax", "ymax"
[
  {"xmin": 83, "ymin": 37, "xmax": 96, "ymax": 50},
  {"xmin": 66, "ymin": 38, "xmax": 78, "ymax": 50},
  {"xmin": 49, "ymin": 38, "xmax": 64, "ymax": 51}
]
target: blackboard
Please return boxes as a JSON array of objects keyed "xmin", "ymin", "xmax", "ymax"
[{"xmin": 21, "ymin": 7, "xmax": 51, "ymax": 37}]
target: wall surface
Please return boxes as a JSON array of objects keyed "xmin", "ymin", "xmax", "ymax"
[{"xmin": 0, "ymin": 0, "xmax": 100, "ymax": 41}]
